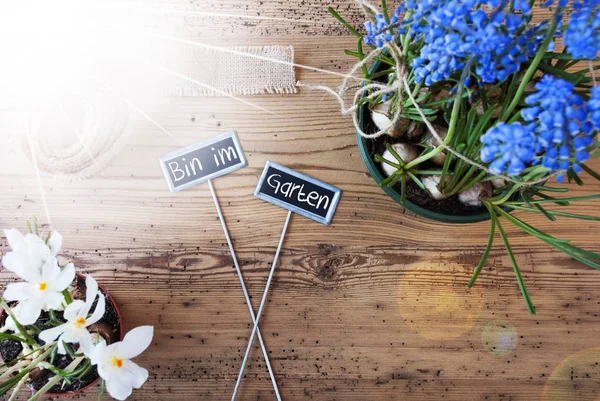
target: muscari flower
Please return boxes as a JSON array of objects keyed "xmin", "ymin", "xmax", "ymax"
[
  {"xmin": 363, "ymin": 5, "xmax": 406, "ymax": 48},
  {"xmin": 39, "ymin": 275, "xmax": 106, "ymax": 354},
  {"xmin": 406, "ymin": 0, "xmax": 550, "ymax": 86},
  {"xmin": 480, "ymin": 122, "xmax": 537, "ymax": 176},
  {"xmin": 589, "ymin": 86, "xmax": 600, "ymax": 128},
  {"xmin": 83, "ymin": 326, "xmax": 154, "ymax": 401},
  {"xmin": 564, "ymin": 0, "xmax": 600, "ymax": 59},
  {"xmin": 521, "ymin": 75, "xmax": 595, "ymax": 182},
  {"xmin": 3, "ymin": 255, "xmax": 75, "ymax": 324}
]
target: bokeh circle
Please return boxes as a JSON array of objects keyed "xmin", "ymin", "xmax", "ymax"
[
  {"xmin": 543, "ymin": 347, "xmax": 600, "ymax": 401},
  {"xmin": 481, "ymin": 320, "xmax": 518, "ymax": 356},
  {"xmin": 398, "ymin": 265, "xmax": 485, "ymax": 340}
]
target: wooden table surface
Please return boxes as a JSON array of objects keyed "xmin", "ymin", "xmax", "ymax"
[{"xmin": 2, "ymin": 1, "xmax": 600, "ymax": 400}]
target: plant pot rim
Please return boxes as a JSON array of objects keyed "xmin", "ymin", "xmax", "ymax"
[
  {"xmin": 0, "ymin": 273, "xmax": 123, "ymax": 397},
  {"xmin": 356, "ymin": 58, "xmax": 493, "ymax": 224}
]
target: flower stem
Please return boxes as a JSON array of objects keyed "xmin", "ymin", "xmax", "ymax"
[
  {"xmin": 404, "ymin": 64, "xmax": 470, "ymax": 170},
  {"xmin": 8, "ymin": 372, "xmax": 29, "ymax": 401},
  {"xmin": 62, "ymin": 289, "xmax": 73, "ymax": 305},
  {"xmin": 0, "ymin": 346, "xmax": 54, "ymax": 384},
  {"xmin": 411, "ymin": 81, "xmax": 422, "ymax": 98},
  {"xmin": 401, "ymin": 10, "xmax": 414, "ymax": 53},
  {"xmin": 500, "ymin": 6, "xmax": 563, "ymax": 120},
  {"xmin": 404, "ymin": 94, "xmax": 461, "ymax": 169},
  {"xmin": 27, "ymin": 357, "xmax": 84, "ymax": 401}
]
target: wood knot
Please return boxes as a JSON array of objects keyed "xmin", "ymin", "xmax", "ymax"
[
  {"xmin": 317, "ymin": 244, "xmax": 338, "ymax": 257},
  {"xmin": 316, "ymin": 259, "xmax": 338, "ymax": 282}
]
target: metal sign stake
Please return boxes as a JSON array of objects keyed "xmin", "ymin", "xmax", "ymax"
[
  {"xmin": 231, "ymin": 210, "xmax": 292, "ymax": 401},
  {"xmin": 160, "ymin": 135, "xmax": 282, "ymax": 400},
  {"xmin": 231, "ymin": 161, "xmax": 341, "ymax": 400},
  {"xmin": 208, "ymin": 179, "xmax": 283, "ymax": 401}
]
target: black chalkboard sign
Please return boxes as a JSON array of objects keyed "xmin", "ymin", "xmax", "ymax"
[
  {"xmin": 159, "ymin": 131, "xmax": 247, "ymax": 192},
  {"xmin": 255, "ymin": 161, "xmax": 342, "ymax": 225}
]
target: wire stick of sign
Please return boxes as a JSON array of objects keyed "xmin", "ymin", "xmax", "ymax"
[
  {"xmin": 231, "ymin": 210, "xmax": 291, "ymax": 401},
  {"xmin": 208, "ymin": 179, "xmax": 282, "ymax": 401},
  {"xmin": 159, "ymin": 132, "xmax": 281, "ymax": 399},
  {"xmin": 231, "ymin": 161, "xmax": 342, "ymax": 400}
]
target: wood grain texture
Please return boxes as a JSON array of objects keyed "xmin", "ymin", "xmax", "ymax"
[{"xmin": 1, "ymin": 1, "xmax": 600, "ymax": 400}]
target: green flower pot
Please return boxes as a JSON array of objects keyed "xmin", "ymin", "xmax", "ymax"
[{"xmin": 356, "ymin": 60, "xmax": 493, "ymax": 224}]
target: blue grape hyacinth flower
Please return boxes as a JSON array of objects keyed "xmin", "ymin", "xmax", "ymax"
[
  {"xmin": 364, "ymin": 5, "xmax": 405, "ymax": 48},
  {"xmin": 480, "ymin": 122, "xmax": 537, "ymax": 176},
  {"xmin": 589, "ymin": 86, "xmax": 600, "ymax": 129},
  {"xmin": 405, "ymin": 0, "xmax": 544, "ymax": 86},
  {"xmin": 564, "ymin": 0, "xmax": 600, "ymax": 59},
  {"xmin": 522, "ymin": 75, "xmax": 595, "ymax": 182}
]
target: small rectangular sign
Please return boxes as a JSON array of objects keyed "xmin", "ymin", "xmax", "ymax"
[
  {"xmin": 254, "ymin": 161, "xmax": 342, "ymax": 225},
  {"xmin": 159, "ymin": 131, "xmax": 247, "ymax": 192}
]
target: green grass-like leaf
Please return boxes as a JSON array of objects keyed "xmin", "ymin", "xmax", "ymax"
[
  {"xmin": 407, "ymin": 171, "xmax": 425, "ymax": 190},
  {"xmin": 400, "ymin": 175, "xmax": 407, "ymax": 204},
  {"xmin": 468, "ymin": 208, "xmax": 497, "ymax": 288},
  {"xmin": 531, "ymin": 185, "xmax": 569, "ymax": 193},
  {"xmin": 98, "ymin": 379, "xmax": 105, "ymax": 401},
  {"xmin": 496, "ymin": 207, "xmax": 600, "ymax": 270},
  {"xmin": 494, "ymin": 207, "xmax": 569, "ymax": 244},
  {"xmin": 386, "ymin": 143, "xmax": 406, "ymax": 165},
  {"xmin": 495, "ymin": 216, "xmax": 536, "ymax": 314},
  {"xmin": 523, "ymin": 193, "xmax": 555, "ymax": 221},
  {"xmin": 513, "ymin": 194, "xmax": 600, "ymax": 204},
  {"xmin": 581, "ymin": 164, "xmax": 600, "ymax": 181},
  {"xmin": 0, "ymin": 370, "xmax": 28, "ymax": 396},
  {"xmin": 567, "ymin": 168, "xmax": 584, "ymax": 186},
  {"xmin": 0, "ymin": 332, "xmax": 29, "ymax": 342},
  {"xmin": 328, "ymin": 7, "xmax": 362, "ymax": 38},
  {"xmin": 504, "ymin": 205, "xmax": 600, "ymax": 221}
]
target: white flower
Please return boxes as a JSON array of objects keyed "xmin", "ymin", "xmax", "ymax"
[
  {"xmin": 39, "ymin": 276, "xmax": 105, "ymax": 354},
  {"xmin": 82, "ymin": 326, "xmax": 153, "ymax": 401},
  {"xmin": 0, "ymin": 303, "xmax": 24, "ymax": 333},
  {"xmin": 3, "ymin": 256, "xmax": 75, "ymax": 324},
  {"xmin": 2, "ymin": 229, "xmax": 62, "ymax": 276}
]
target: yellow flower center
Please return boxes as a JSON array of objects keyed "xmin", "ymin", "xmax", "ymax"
[
  {"xmin": 74, "ymin": 317, "xmax": 86, "ymax": 328},
  {"xmin": 38, "ymin": 282, "xmax": 47, "ymax": 291},
  {"xmin": 111, "ymin": 357, "xmax": 124, "ymax": 368}
]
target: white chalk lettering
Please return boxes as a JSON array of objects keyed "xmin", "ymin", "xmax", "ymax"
[
  {"xmin": 169, "ymin": 161, "xmax": 185, "ymax": 182},
  {"xmin": 316, "ymin": 194, "xmax": 330, "ymax": 210},
  {"xmin": 280, "ymin": 182, "xmax": 292, "ymax": 197},
  {"xmin": 169, "ymin": 157, "xmax": 205, "ymax": 183},
  {"xmin": 211, "ymin": 147, "xmax": 219, "ymax": 166},
  {"xmin": 266, "ymin": 173, "xmax": 329, "ymax": 211},
  {"xmin": 218, "ymin": 146, "xmax": 238, "ymax": 164},
  {"xmin": 267, "ymin": 174, "xmax": 282, "ymax": 193},
  {"xmin": 183, "ymin": 157, "xmax": 191, "ymax": 176},
  {"xmin": 306, "ymin": 191, "xmax": 320, "ymax": 207},
  {"xmin": 190, "ymin": 158, "xmax": 203, "ymax": 175}
]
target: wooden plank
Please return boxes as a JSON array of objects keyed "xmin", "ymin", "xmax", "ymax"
[{"xmin": 1, "ymin": 1, "xmax": 599, "ymax": 400}]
